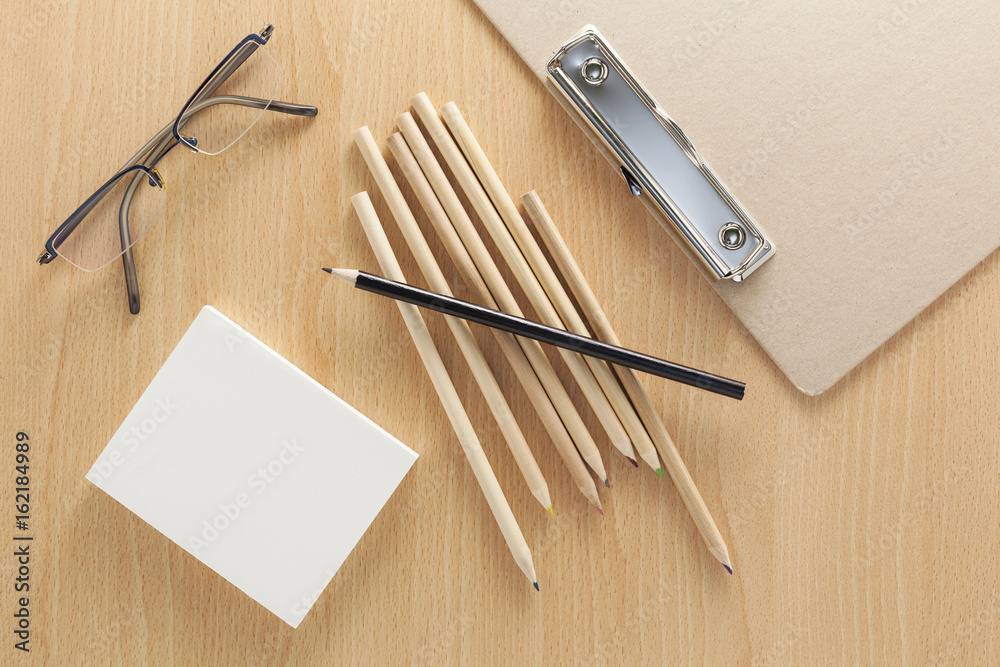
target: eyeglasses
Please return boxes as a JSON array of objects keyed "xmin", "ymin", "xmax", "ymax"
[{"xmin": 37, "ymin": 24, "xmax": 318, "ymax": 314}]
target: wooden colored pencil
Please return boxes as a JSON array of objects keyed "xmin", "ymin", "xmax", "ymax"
[
  {"xmin": 387, "ymin": 131, "xmax": 603, "ymax": 512},
  {"xmin": 438, "ymin": 101, "xmax": 668, "ymax": 473},
  {"xmin": 349, "ymin": 191, "xmax": 539, "ymax": 588},
  {"xmin": 396, "ymin": 109, "xmax": 610, "ymax": 487},
  {"xmin": 409, "ymin": 94, "xmax": 636, "ymax": 465},
  {"xmin": 521, "ymin": 190, "xmax": 733, "ymax": 572},
  {"xmin": 519, "ymin": 191, "xmax": 659, "ymax": 474},
  {"xmin": 354, "ymin": 127, "xmax": 552, "ymax": 514}
]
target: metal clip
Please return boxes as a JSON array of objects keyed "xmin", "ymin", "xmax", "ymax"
[{"xmin": 547, "ymin": 26, "xmax": 776, "ymax": 281}]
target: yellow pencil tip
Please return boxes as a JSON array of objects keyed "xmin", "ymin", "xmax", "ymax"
[{"xmin": 547, "ymin": 506, "xmax": 554, "ymax": 516}]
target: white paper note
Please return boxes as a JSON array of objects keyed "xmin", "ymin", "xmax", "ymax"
[{"xmin": 86, "ymin": 306, "xmax": 418, "ymax": 627}]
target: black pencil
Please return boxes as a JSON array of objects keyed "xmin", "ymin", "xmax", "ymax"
[{"xmin": 323, "ymin": 268, "xmax": 746, "ymax": 400}]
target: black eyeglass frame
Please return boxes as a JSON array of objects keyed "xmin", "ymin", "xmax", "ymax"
[{"xmin": 37, "ymin": 24, "xmax": 318, "ymax": 314}]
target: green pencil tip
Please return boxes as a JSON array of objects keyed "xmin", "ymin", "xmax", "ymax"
[{"xmin": 655, "ymin": 468, "xmax": 663, "ymax": 478}]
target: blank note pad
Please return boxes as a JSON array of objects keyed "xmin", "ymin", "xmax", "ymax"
[{"xmin": 86, "ymin": 306, "xmax": 418, "ymax": 627}]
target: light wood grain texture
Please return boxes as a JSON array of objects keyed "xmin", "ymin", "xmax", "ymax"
[{"xmin": 1, "ymin": 0, "xmax": 998, "ymax": 664}]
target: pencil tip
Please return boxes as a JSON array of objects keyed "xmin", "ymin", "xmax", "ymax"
[
  {"xmin": 604, "ymin": 478, "xmax": 610, "ymax": 488},
  {"xmin": 597, "ymin": 507, "xmax": 604, "ymax": 516},
  {"xmin": 321, "ymin": 267, "xmax": 333, "ymax": 274},
  {"xmin": 724, "ymin": 564, "xmax": 733, "ymax": 575},
  {"xmin": 627, "ymin": 457, "xmax": 638, "ymax": 468},
  {"xmin": 655, "ymin": 468, "xmax": 664, "ymax": 478},
  {"xmin": 547, "ymin": 506, "xmax": 553, "ymax": 516},
  {"xmin": 533, "ymin": 581, "xmax": 539, "ymax": 591}
]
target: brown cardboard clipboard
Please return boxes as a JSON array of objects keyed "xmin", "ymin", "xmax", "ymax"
[{"xmin": 471, "ymin": 0, "xmax": 1000, "ymax": 395}]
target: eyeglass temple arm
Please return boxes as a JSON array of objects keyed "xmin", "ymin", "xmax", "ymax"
[
  {"xmin": 116, "ymin": 94, "xmax": 318, "ymax": 313},
  {"xmin": 181, "ymin": 38, "xmax": 317, "ymax": 129},
  {"xmin": 135, "ymin": 95, "xmax": 318, "ymax": 174}
]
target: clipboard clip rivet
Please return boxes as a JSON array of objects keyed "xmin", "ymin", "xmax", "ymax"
[
  {"xmin": 719, "ymin": 223, "xmax": 746, "ymax": 250},
  {"xmin": 581, "ymin": 57, "xmax": 608, "ymax": 85}
]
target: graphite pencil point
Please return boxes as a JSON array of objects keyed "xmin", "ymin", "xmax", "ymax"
[
  {"xmin": 604, "ymin": 478, "xmax": 610, "ymax": 488},
  {"xmin": 533, "ymin": 581, "xmax": 539, "ymax": 591}
]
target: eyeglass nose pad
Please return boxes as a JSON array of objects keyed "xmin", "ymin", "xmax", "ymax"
[
  {"xmin": 148, "ymin": 168, "xmax": 166, "ymax": 190},
  {"xmin": 181, "ymin": 135, "xmax": 199, "ymax": 152}
]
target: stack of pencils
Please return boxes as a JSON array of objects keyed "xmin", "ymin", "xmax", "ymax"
[{"xmin": 331, "ymin": 93, "xmax": 740, "ymax": 589}]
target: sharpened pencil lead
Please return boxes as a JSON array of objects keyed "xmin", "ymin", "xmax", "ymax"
[
  {"xmin": 724, "ymin": 564, "xmax": 733, "ymax": 574},
  {"xmin": 547, "ymin": 506, "xmax": 553, "ymax": 516},
  {"xmin": 597, "ymin": 506, "xmax": 604, "ymax": 515},
  {"xmin": 627, "ymin": 457, "xmax": 638, "ymax": 467},
  {"xmin": 322, "ymin": 267, "xmax": 360, "ymax": 285},
  {"xmin": 604, "ymin": 478, "xmax": 610, "ymax": 488},
  {"xmin": 533, "ymin": 581, "xmax": 539, "ymax": 591},
  {"xmin": 655, "ymin": 468, "xmax": 663, "ymax": 478}
]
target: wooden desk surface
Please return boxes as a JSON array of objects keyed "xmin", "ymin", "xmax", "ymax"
[{"xmin": 2, "ymin": 1, "xmax": 997, "ymax": 664}]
